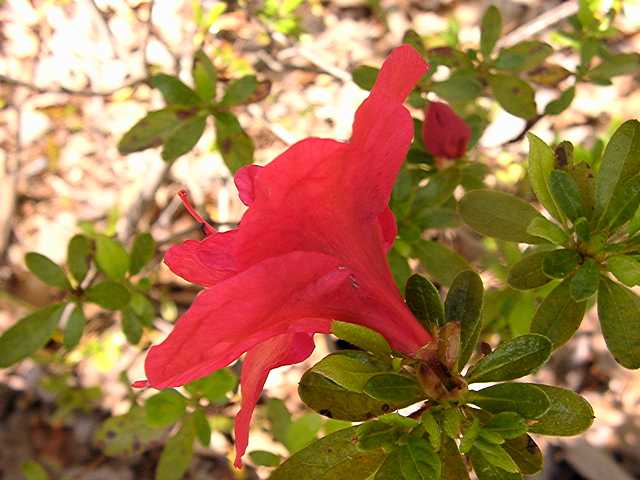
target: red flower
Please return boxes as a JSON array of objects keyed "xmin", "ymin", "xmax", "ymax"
[
  {"xmin": 139, "ymin": 45, "xmax": 431, "ymax": 467},
  {"xmin": 423, "ymin": 101, "xmax": 471, "ymax": 159}
]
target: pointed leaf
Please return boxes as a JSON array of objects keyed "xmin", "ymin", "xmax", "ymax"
[
  {"xmin": 67, "ymin": 234, "xmax": 91, "ymax": 284},
  {"xmin": 507, "ymin": 250, "xmax": 553, "ymax": 290},
  {"xmin": 542, "ymin": 249, "xmax": 580, "ymax": 278},
  {"xmin": 220, "ymin": 75, "xmax": 258, "ymax": 107},
  {"xmin": 544, "ymin": 86, "xmax": 575, "ymax": 115},
  {"xmin": 469, "ymin": 446, "xmax": 521, "ymax": 478},
  {"xmin": 485, "ymin": 412, "xmax": 527, "ymax": 439},
  {"xmin": 445, "ymin": 270, "xmax": 483, "ymax": 367},
  {"xmin": 441, "ymin": 436, "xmax": 470, "ymax": 480},
  {"xmin": 526, "ymin": 217, "xmax": 569, "ymax": 245},
  {"xmin": 249, "ymin": 450, "xmax": 281, "ymax": 467},
  {"xmin": 607, "ymin": 255, "xmax": 640, "ymax": 286},
  {"xmin": 331, "ymin": 321, "xmax": 391, "ymax": 357},
  {"xmin": 480, "ymin": 6, "xmax": 502, "ymax": 58},
  {"xmin": 129, "ymin": 232, "xmax": 156, "ymax": 275},
  {"xmin": 502, "ymin": 434, "xmax": 542, "ymax": 474},
  {"xmin": 412, "ymin": 239, "xmax": 471, "ymax": 287},
  {"xmin": 95, "ymin": 235, "xmax": 129, "ymax": 280},
  {"xmin": 549, "ymin": 170, "xmax": 584, "ymax": 221},
  {"xmin": 161, "ymin": 114, "xmax": 207, "ymax": 161},
  {"xmin": 399, "ymin": 435, "xmax": 441, "ymax": 479},
  {"xmin": 495, "ymin": 41, "xmax": 552, "ymax": 71},
  {"xmin": 192, "ymin": 409, "xmax": 211, "ymax": 447},
  {"xmin": 352, "ymin": 65, "xmax": 379, "ymax": 91},
  {"xmin": 569, "ymin": 259, "xmax": 599, "ymax": 301},
  {"xmin": 363, "ymin": 373, "xmax": 426, "ymax": 404},
  {"xmin": 63, "ymin": 303, "xmax": 86, "ymax": 349},
  {"xmin": 357, "ymin": 420, "xmax": 402, "ymax": 451},
  {"xmin": 469, "ymin": 383, "xmax": 550, "ymax": 419},
  {"xmin": 25, "ymin": 253, "xmax": 70, "ymax": 290},
  {"xmin": 151, "ymin": 74, "xmax": 201, "ymax": 106},
  {"xmin": 192, "ymin": 49, "xmax": 217, "ymax": 102},
  {"xmin": 214, "ymin": 111, "xmax": 254, "ymax": 173},
  {"xmin": 405, "ymin": 274, "xmax": 444, "ymax": 333},
  {"xmin": 85, "ymin": 281, "xmax": 131, "ymax": 310},
  {"xmin": 155, "ymin": 417, "xmax": 195, "ymax": 480},
  {"xmin": 489, "ymin": 75, "xmax": 536, "ymax": 119},
  {"xmin": 527, "ymin": 133, "xmax": 563, "ymax": 222},
  {"xmin": 526, "ymin": 384, "xmax": 594, "ymax": 436}
]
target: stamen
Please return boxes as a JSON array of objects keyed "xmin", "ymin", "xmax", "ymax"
[{"xmin": 178, "ymin": 189, "xmax": 216, "ymax": 236}]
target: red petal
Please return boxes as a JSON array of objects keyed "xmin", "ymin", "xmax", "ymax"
[
  {"xmin": 377, "ymin": 207, "xmax": 398, "ymax": 252},
  {"xmin": 163, "ymin": 229, "xmax": 238, "ymax": 287},
  {"xmin": 234, "ymin": 165, "xmax": 263, "ymax": 206},
  {"xmin": 234, "ymin": 331, "xmax": 317, "ymax": 468}
]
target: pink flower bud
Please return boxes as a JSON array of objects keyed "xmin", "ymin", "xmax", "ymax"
[{"xmin": 423, "ymin": 101, "xmax": 471, "ymax": 159}]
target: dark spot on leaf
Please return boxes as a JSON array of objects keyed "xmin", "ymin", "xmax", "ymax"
[
  {"xmin": 319, "ymin": 409, "xmax": 333, "ymax": 418},
  {"xmin": 221, "ymin": 138, "xmax": 233, "ymax": 153},
  {"xmin": 176, "ymin": 108, "xmax": 197, "ymax": 120},
  {"xmin": 106, "ymin": 430, "xmax": 116, "ymax": 439},
  {"xmin": 381, "ymin": 404, "xmax": 390, "ymax": 412},
  {"xmin": 480, "ymin": 342, "xmax": 492, "ymax": 356},
  {"xmin": 554, "ymin": 146, "xmax": 568, "ymax": 167}
]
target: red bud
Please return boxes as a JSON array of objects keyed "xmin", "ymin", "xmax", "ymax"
[{"xmin": 423, "ymin": 101, "xmax": 471, "ymax": 159}]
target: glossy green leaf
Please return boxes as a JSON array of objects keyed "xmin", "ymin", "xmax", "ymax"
[
  {"xmin": 569, "ymin": 259, "xmax": 599, "ymax": 301},
  {"xmin": 192, "ymin": 409, "xmax": 211, "ymax": 447},
  {"xmin": 594, "ymin": 120, "xmax": 640, "ymax": 225},
  {"xmin": 25, "ymin": 252, "xmax": 70, "ymax": 290},
  {"xmin": 352, "ymin": 65, "xmax": 379, "ymax": 91},
  {"xmin": 530, "ymin": 277, "xmax": 587, "ymax": 348},
  {"xmin": 526, "ymin": 384, "xmax": 594, "ymax": 436},
  {"xmin": 502, "ymin": 434, "xmax": 542, "ymax": 474},
  {"xmin": 412, "ymin": 239, "xmax": 471, "ymax": 287},
  {"xmin": 214, "ymin": 111, "xmax": 254, "ymax": 173},
  {"xmin": 270, "ymin": 426, "xmax": 386, "ymax": 480},
  {"xmin": 507, "ymin": 250, "xmax": 553, "ymax": 290},
  {"xmin": 475, "ymin": 440, "xmax": 520, "ymax": 473},
  {"xmin": 94, "ymin": 407, "xmax": 166, "ymax": 457},
  {"xmin": 460, "ymin": 417, "xmax": 480, "ymax": 454},
  {"xmin": 442, "ymin": 408, "xmax": 462, "ymax": 438},
  {"xmin": 469, "ymin": 383, "xmax": 550, "ymax": 419},
  {"xmin": 145, "ymin": 389, "xmax": 187, "ymax": 428},
  {"xmin": 440, "ymin": 436, "xmax": 470, "ymax": 480},
  {"xmin": 574, "ymin": 217, "xmax": 591, "ymax": 242},
  {"xmin": 151, "ymin": 74, "xmax": 201, "ymax": 106},
  {"xmin": 445, "ymin": 270, "xmax": 483, "ymax": 367},
  {"xmin": 191, "ymin": 49, "xmax": 217, "ymax": 102},
  {"xmin": 495, "ymin": 41, "xmax": 552, "ymax": 71},
  {"xmin": 85, "ymin": 281, "xmax": 131, "ymax": 310},
  {"xmin": 63, "ymin": 303, "xmax": 86, "ymax": 349},
  {"xmin": 527, "ymin": 133, "xmax": 563, "ymax": 222},
  {"xmin": 604, "ymin": 173, "xmax": 640, "ymax": 230},
  {"xmin": 311, "ymin": 351, "xmax": 390, "ymax": 393},
  {"xmin": 549, "ymin": 170, "xmax": 583, "ymax": 221},
  {"xmin": 184, "ymin": 368, "xmax": 237, "ymax": 403},
  {"xmin": 542, "ymin": 249, "xmax": 581, "ymax": 278},
  {"xmin": 363, "ymin": 373, "xmax": 425, "ymax": 404},
  {"xmin": 285, "ymin": 413, "xmax": 323, "ymax": 453},
  {"xmin": 67, "ymin": 234, "xmax": 91, "ymax": 284},
  {"xmin": 249, "ymin": 450, "xmax": 281, "ymax": 467},
  {"xmin": 597, "ymin": 277, "xmax": 640, "ymax": 368},
  {"xmin": 95, "ymin": 235, "xmax": 129, "ymax": 280},
  {"xmin": 485, "ymin": 412, "xmax": 526, "ymax": 439},
  {"xmin": 469, "ymin": 447, "xmax": 522, "ymax": 479},
  {"xmin": 431, "ymin": 71, "xmax": 483, "ymax": 103},
  {"xmin": 161, "ymin": 114, "xmax": 207, "ymax": 161},
  {"xmin": 0, "ymin": 304, "xmax": 64, "ymax": 367},
  {"xmin": 331, "ymin": 321, "xmax": 391, "ymax": 357},
  {"xmin": 220, "ymin": 75, "xmax": 257, "ymax": 107},
  {"xmin": 544, "ymin": 86, "xmax": 575, "ymax": 115},
  {"xmin": 480, "ymin": 6, "xmax": 502, "ymax": 58},
  {"xmin": 489, "ymin": 74, "xmax": 536, "ymax": 119},
  {"xmin": 421, "ymin": 411, "xmax": 442, "ymax": 450},
  {"xmin": 400, "ymin": 435, "xmax": 441, "ymax": 479},
  {"xmin": 459, "ymin": 190, "xmax": 545, "ymax": 244},
  {"xmin": 129, "ymin": 232, "xmax": 156, "ymax": 275},
  {"xmin": 607, "ymin": 255, "xmax": 640, "ymax": 286},
  {"xmin": 466, "ymin": 334, "xmax": 552, "ymax": 384},
  {"xmin": 405, "ymin": 274, "xmax": 444, "ymax": 333},
  {"xmin": 414, "ymin": 167, "xmax": 461, "ymax": 208},
  {"xmin": 156, "ymin": 417, "xmax": 195, "ymax": 480},
  {"xmin": 356, "ymin": 420, "xmax": 402, "ymax": 451},
  {"xmin": 526, "ymin": 217, "xmax": 568, "ymax": 245}
]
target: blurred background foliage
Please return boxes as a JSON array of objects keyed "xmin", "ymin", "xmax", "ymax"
[{"xmin": 0, "ymin": 0, "xmax": 639, "ymax": 479}]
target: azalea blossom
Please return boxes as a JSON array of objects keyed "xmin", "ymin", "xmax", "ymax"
[
  {"xmin": 138, "ymin": 45, "xmax": 432, "ymax": 467},
  {"xmin": 423, "ymin": 101, "xmax": 471, "ymax": 159}
]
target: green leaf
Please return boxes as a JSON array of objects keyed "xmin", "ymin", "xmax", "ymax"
[
  {"xmin": 95, "ymin": 235, "xmax": 129, "ymax": 280},
  {"xmin": 431, "ymin": 71, "xmax": 483, "ymax": 103},
  {"xmin": 352, "ymin": 65, "xmax": 379, "ymax": 91},
  {"xmin": 363, "ymin": 373, "xmax": 426, "ymax": 404},
  {"xmin": 412, "ymin": 240, "xmax": 471, "ymax": 287},
  {"xmin": 405, "ymin": 274, "xmax": 444, "ymax": 333},
  {"xmin": 192, "ymin": 49, "xmax": 217, "ymax": 102},
  {"xmin": 145, "ymin": 389, "xmax": 187, "ymax": 428},
  {"xmin": 21, "ymin": 460, "xmax": 50, "ymax": 480},
  {"xmin": 0, "ymin": 304, "xmax": 64, "ymax": 367},
  {"xmin": 469, "ymin": 448, "xmax": 522, "ymax": 479},
  {"xmin": 527, "ymin": 63, "xmax": 571, "ymax": 87},
  {"xmin": 485, "ymin": 412, "xmax": 527, "ymax": 439},
  {"xmin": 192, "ymin": 409, "xmax": 211, "ymax": 447},
  {"xmin": 445, "ymin": 270, "xmax": 483, "ymax": 367},
  {"xmin": 569, "ymin": 259, "xmax": 599, "ymax": 301},
  {"xmin": 311, "ymin": 350, "xmax": 391, "ymax": 392},
  {"xmin": 544, "ymin": 86, "xmax": 575, "ymax": 115},
  {"xmin": 507, "ymin": 250, "xmax": 553, "ymax": 290},
  {"xmin": 331, "ymin": 321, "xmax": 391, "ymax": 357},
  {"xmin": 25, "ymin": 252, "xmax": 70, "ymax": 290},
  {"xmin": 85, "ymin": 281, "xmax": 131, "ymax": 310},
  {"xmin": 604, "ymin": 173, "xmax": 640, "ymax": 230},
  {"xmin": 442, "ymin": 408, "xmax": 463, "ymax": 438},
  {"xmin": 597, "ymin": 277, "xmax": 640, "ymax": 368},
  {"xmin": 542, "ymin": 249, "xmax": 581, "ymax": 278},
  {"xmin": 67, "ymin": 234, "xmax": 91, "ymax": 284},
  {"xmin": 151, "ymin": 74, "xmax": 201, "ymax": 106},
  {"xmin": 526, "ymin": 384, "xmax": 594, "ymax": 436},
  {"xmin": 129, "ymin": 232, "xmax": 156, "ymax": 275},
  {"xmin": 122, "ymin": 307, "xmax": 143, "ymax": 344},
  {"xmin": 270, "ymin": 426, "xmax": 386, "ymax": 480},
  {"xmin": 184, "ymin": 368, "xmax": 238, "ymax": 403},
  {"xmin": 156, "ymin": 417, "xmax": 195, "ymax": 480},
  {"xmin": 440, "ymin": 436, "xmax": 470, "ymax": 480},
  {"xmin": 399, "ymin": 435, "xmax": 441, "ymax": 479},
  {"xmin": 471, "ymin": 442, "xmax": 520, "ymax": 475},
  {"xmin": 414, "ymin": 167, "xmax": 461, "ymax": 208},
  {"xmin": 480, "ymin": 5, "xmax": 502, "ymax": 58},
  {"xmin": 459, "ymin": 190, "xmax": 545, "ymax": 244},
  {"xmin": 94, "ymin": 407, "xmax": 166, "ymax": 457},
  {"xmin": 494, "ymin": 41, "xmax": 552, "ymax": 71},
  {"xmin": 594, "ymin": 120, "xmax": 640, "ymax": 225},
  {"xmin": 502, "ymin": 434, "xmax": 542, "ymax": 475},
  {"xmin": 129, "ymin": 292, "xmax": 155, "ymax": 326},
  {"xmin": 526, "ymin": 217, "xmax": 569, "ymax": 245},
  {"xmin": 469, "ymin": 383, "xmax": 550, "ymax": 419},
  {"xmin": 607, "ymin": 255, "xmax": 640, "ymax": 286},
  {"xmin": 466, "ymin": 334, "xmax": 552, "ymax": 384},
  {"xmin": 527, "ymin": 133, "xmax": 563, "ymax": 222},
  {"xmin": 530, "ymin": 277, "xmax": 587, "ymax": 348},
  {"xmin": 220, "ymin": 75, "xmax": 257, "ymax": 107},
  {"xmin": 402, "ymin": 29, "xmax": 427, "ymax": 57},
  {"xmin": 421, "ymin": 411, "xmax": 442, "ymax": 450},
  {"xmin": 214, "ymin": 111, "xmax": 254, "ymax": 173},
  {"xmin": 427, "ymin": 47, "xmax": 473, "ymax": 70},
  {"xmin": 63, "ymin": 303, "xmax": 86, "ymax": 349},
  {"xmin": 489, "ymin": 74, "xmax": 536, "ymax": 119},
  {"xmin": 357, "ymin": 420, "xmax": 402, "ymax": 451},
  {"xmin": 588, "ymin": 53, "xmax": 640, "ymax": 81},
  {"xmin": 549, "ymin": 170, "xmax": 584, "ymax": 221},
  {"xmin": 285, "ymin": 413, "xmax": 323, "ymax": 453},
  {"xmin": 459, "ymin": 417, "xmax": 480, "ymax": 454},
  {"xmin": 266, "ymin": 398, "xmax": 292, "ymax": 445},
  {"xmin": 161, "ymin": 114, "xmax": 207, "ymax": 161},
  {"xmin": 249, "ymin": 450, "xmax": 281, "ymax": 467}
]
